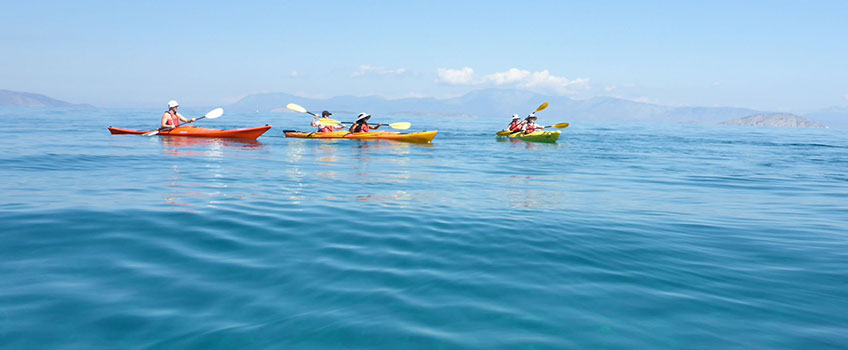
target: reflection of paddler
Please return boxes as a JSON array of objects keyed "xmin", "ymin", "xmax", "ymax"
[{"xmin": 349, "ymin": 113, "xmax": 382, "ymax": 133}]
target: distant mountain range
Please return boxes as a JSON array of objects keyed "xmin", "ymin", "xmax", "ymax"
[
  {"xmin": 720, "ymin": 113, "xmax": 827, "ymax": 128},
  {"xmin": 228, "ymin": 89, "xmax": 847, "ymax": 127},
  {"xmin": 0, "ymin": 89, "xmax": 92, "ymax": 108},
  {"xmin": 3, "ymin": 88, "xmax": 846, "ymax": 128}
]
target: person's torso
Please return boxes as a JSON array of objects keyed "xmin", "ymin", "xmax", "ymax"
[
  {"xmin": 167, "ymin": 111, "xmax": 180, "ymax": 127},
  {"xmin": 353, "ymin": 123, "xmax": 370, "ymax": 133}
]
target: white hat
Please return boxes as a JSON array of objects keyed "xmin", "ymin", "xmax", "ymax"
[
  {"xmin": 512, "ymin": 114, "xmax": 520, "ymax": 120},
  {"xmin": 168, "ymin": 100, "xmax": 179, "ymax": 108},
  {"xmin": 356, "ymin": 113, "xmax": 371, "ymax": 122}
]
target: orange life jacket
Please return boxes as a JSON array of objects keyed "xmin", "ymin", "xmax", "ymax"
[
  {"xmin": 352, "ymin": 123, "xmax": 370, "ymax": 133},
  {"xmin": 167, "ymin": 111, "xmax": 180, "ymax": 127}
]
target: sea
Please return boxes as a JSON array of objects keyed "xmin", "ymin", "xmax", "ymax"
[{"xmin": 1, "ymin": 107, "xmax": 846, "ymax": 349}]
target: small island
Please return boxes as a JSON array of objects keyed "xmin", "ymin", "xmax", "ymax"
[
  {"xmin": 0, "ymin": 89, "xmax": 91, "ymax": 108},
  {"xmin": 720, "ymin": 113, "xmax": 828, "ymax": 128}
]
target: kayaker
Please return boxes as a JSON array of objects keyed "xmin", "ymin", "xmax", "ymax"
[
  {"xmin": 311, "ymin": 110, "xmax": 343, "ymax": 133},
  {"xmin": 161, "ymin": 100, "xmax": 195, "ymax": 129},
  {"xmin": 507, "ymin": 114, "xmax": 524, "ymax": 132},
  {"xmin": 349, "ymin": 113, "xmax": 381, "ymax": 133},
  {"xmin": 523, "ymin": 114, "xmax": 544, "ymax": 134}
]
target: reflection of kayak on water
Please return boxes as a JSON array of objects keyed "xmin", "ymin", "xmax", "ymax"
[
  {"xmin": 283, "ymin": 130, "xmax": 438, "ymax": 143},
  {"xmin": 497, "ymin": 130, "xmax": 561, "ymax": 143},
  {"xmin": 108, "ymin": 125, "xmax": 272, "ymax": 140}
]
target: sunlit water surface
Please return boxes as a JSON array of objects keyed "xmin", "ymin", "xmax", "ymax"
[{"xmin": 1, "ymin": 108, "xmax": 846, "ymax": 349}]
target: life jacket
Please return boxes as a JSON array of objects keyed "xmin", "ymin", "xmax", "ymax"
[
  {"xmin": 525, "ymin": 123, "xmax": 539, "ymax": 133},
  {"xmin": 167, "ymin": 111, "xmax": 180, "ymax": 127},
  {"xmin": 352, "ymin": 123, "xmax": 370, "ymax": 133},
  {"xmin": 508, "ymin": 120, "xmax": 522, "ymax": 131},
  {"xmin": 317, "ymin": 120, "xmax": 335, "ymax": 133}
]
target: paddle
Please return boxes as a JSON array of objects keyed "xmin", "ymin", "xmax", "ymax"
[
  {"xmin": 144, "ymin": 108, "xmax": 224, "ymax": 136},
  {"xmin": 534, "ymin": 102, "xmax": 549, "ymax": 114},
  {"xmin": 286, "ymin": 103, "xmax": 318, "ymax": 117},
  {"xmin": 316, "ymin": 118, "xmax": 411, "ymax": 130},
  {"xmin": 496, "ymin": 123, "xmax": 569, "ymax": 136}
]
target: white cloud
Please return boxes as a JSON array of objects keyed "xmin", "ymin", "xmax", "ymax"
[
  {"xmin": 503, "ymin": 70, "xmax": 590, "ymax": 94},
  {"xmin": 436, "ymin": 67, "xmax": 589, "ymax": 94},
  {"xmin": 485, "ymin": 68, "xmax": 530, "ymax": 85},
  {"xmin": 352, "ymin": 65, "xmax": 407, "ymax": 77},
  {"xmin": 289, "ymin": 71, "xmax": 300, "ymax": 78},
  {"xmin": 712, "ymin": 81, "xmax": 721, "ymax": 87},
  {"xmin": 435, "ymin": 67, "xmax": 476, "ymax": 85}
]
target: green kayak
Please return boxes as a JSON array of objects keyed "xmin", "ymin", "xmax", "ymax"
[{"xmin": 498, "ymin": 130, "xmax": 561, "ymax": 143}]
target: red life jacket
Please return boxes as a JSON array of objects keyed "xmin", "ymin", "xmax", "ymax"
[
  {"xmin": 318, "ymin": 125, "xmax": 335, "ymax": 133},
  {"xmin": 525, "ymin": 123, "xmax": 539, "ymax": 133},
  {"xmin": 167, "ymin": 111, "xmax": 180, "ymax": 127},
  {"xmin": 352, "ymin": 123, "xmax": 370, "ymax": 133},
  {"xmin": 508, "ymin": 120, "xmax": 522, "ymax": 131}
]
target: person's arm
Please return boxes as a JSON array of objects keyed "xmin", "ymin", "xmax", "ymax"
[
  {"xmin": 349, "ymin": 124, "xmax": 357, "ymax": 132},
  {"xmin": 311, "ymin": 118, "xmax": 321, "ymax": 127},
  {"xmin": 371, "ymin": 123, "xmax": 381, "ymax": 130},
  {"xmin": 161, "ymin": 113, "xmax": 172, "ymax": 128},
  {"xmin": 177, "ymin": 113, "xmax": 195, "ymax": 123}
]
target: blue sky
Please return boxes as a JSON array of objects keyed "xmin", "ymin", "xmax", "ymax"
[{"xmin": 1, "ymin": 0, "xmax": 846, "ymax": 111}]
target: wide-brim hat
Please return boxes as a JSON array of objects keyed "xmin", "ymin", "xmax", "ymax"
[{"xmin": 356, "ymin": 113, "xmax": 371, "ymax": 122}]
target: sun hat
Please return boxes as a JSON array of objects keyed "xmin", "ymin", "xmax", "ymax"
[
  {"xmin": 356, "ymin": 113, "xmax": 371, "ymax": 123},
  {"xmin": 168, "ymin": 100, "xmax": 179, "ymax": 108}
]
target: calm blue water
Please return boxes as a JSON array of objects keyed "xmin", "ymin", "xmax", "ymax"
[{"xmin": 1, "ymin": 107, "xmax": 847, "ymax": 349}]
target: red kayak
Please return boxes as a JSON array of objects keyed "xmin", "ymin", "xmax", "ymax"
[{"xmin": 108, "ymin": 125, "xmax": 272, "ymax": 140}]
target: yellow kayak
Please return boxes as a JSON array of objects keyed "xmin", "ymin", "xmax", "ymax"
[
  {"xmin": 284, "ymin": 130, "xmax": 438, "ymax": 143},
  {"xmin": 498, "ymin": 130, "xmax": 561, "ymax": 143}
]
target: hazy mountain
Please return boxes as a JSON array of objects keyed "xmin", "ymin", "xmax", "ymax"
[
  {"xmin": 228, "ymin": 89, "xmax": 825, "ymax": 126},
  {"xmin": 721, "ymin": 113, "xmax": 828, "ymax": 128},
  {"xmin": 804, "ymin": 106, "xmax": 848, "ymax": 128},
  {"xmin": 0, "ymin": 89, "xmax": 92, "ymax": 107}
]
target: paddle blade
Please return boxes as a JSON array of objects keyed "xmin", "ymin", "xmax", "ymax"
[
  {"xmin": 550, "ymin": 122, "xmax": 569, "ymax": 129},
  {"xmin": 204, "ymin": 108, "xmax": 224, "ymax": 119},
  {"xmin": 388, "ymin": 122, "xmax": 411, "ymax": 130},
  {"xmin": 317, "ymin": 118, "xmax": 342, "ymax": 126},
  {"xmin": 286, "ymin": 103, "xmax": 308, "ymax": 114},
  {"xmin": 534, "ymin": 102, "xmax": 549, "ymax": 113},
  {"xmin": 496, "ymin": 130, "xmax": 513, "ymax": 136}
]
